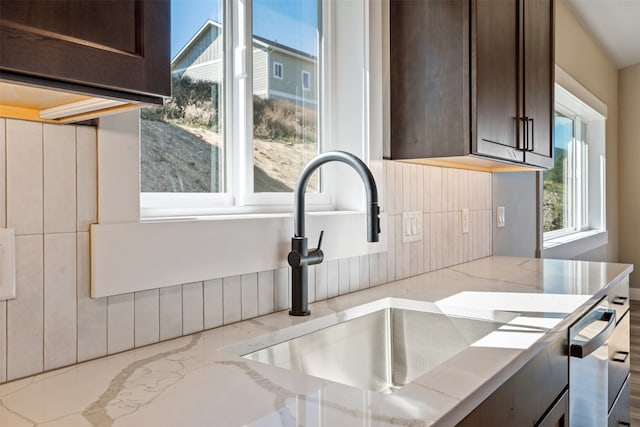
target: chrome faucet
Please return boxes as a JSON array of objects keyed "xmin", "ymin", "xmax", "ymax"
[{"xmin": 288, "ymin": 151, "xmax": 381, "ymax": 316}]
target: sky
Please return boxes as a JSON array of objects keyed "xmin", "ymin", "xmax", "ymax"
[{"xmin": 171, "ymin": 0, "xmax": 319, "ymax": 59}]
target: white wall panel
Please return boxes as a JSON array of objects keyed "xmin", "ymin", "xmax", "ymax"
[
  {"xmin": 77, "ymin": 232, "xmax": 107, "ymax": 362},
  {"xmin": 44, "ymin": 233, "xmax": 77, "ymax": 370},
  {"xmin": 203, "ymin": 279, "xmax": 223, "ymax": 329},
  {"xmin": 76, "ymin": 126, "xmax": 97, "ymax": 232},
  {"xmin": 107, "ymin": 293, "xmax": 134, "ymax": 354},
  {"xmin": 6, "ymin": 121, "xmax": 42, "ymax": 235},
  {"xmin": 134, "ymin": 289, "xmax": 159, "ymax": 347},
  {"xmin": 7, "ymin": 235, "xmax": 43, "ymax": 380},
  {"xmin": 182, "ymin": 282, "xmax": 204, "ymax": 334},
  {"xmin": 43, "ymin": 124, "xmax": 76, "ymax": 233},
  {"xmin": 159, "ymin": 285, "xmax": 182, "ymax": 340},
  {"xmin": 257, "ymin": 271, "xmax": 274, "ymax": 316}
]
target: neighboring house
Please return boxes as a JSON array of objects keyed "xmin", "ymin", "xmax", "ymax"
[{"xmin": 171, "ymin": 20, "xmax": 318, "ymax": 110}]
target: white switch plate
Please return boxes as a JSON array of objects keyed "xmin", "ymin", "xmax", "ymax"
[
  {"xmin": 496, "ymin": 206, "xmax": 506, "ymax": 228},
  {"xmin": 402, "ymin": 212, "xmax": 423, "ymax": 243},
  {"xmin": 462, "ymin": 208, "xmax": 469, "ymax": 234},
  {"xmin": 0, "ymin": 228, "xmax": 16, "ymax": 301}
]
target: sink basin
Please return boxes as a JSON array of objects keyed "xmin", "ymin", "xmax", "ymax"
[{"xmin": 227, "ymin": 298, "xmax": 517, "ymax": 394}]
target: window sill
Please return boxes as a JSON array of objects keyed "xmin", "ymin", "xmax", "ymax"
[
  {"xmin": 90, "ymin": 211, "xmax": 387, "ymax": 298},
  {"xmin": 542, "ymin": 230, "xmax": 608, "ymax": 259}
]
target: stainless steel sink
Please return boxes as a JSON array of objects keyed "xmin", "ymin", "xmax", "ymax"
[{"xmin": 227, "ymin": 298, "xmax": 516, "ymax": 394}]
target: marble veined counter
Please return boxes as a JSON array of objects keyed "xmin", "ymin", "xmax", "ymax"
[{"xmin": 0, "ymin": 257, "xmax": 633, "ymax": 426}]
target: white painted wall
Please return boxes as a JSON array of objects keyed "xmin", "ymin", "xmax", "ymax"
[{"xmin": 618, "ymin": 63, "xmax": 640, "ymax": 289}]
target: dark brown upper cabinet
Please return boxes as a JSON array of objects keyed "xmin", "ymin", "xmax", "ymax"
[
  {"xmin": 0, "ymin": 0, "xmax": 170, "ymax": 123},
  {"xmin": 390, "ymin": 0, "xmax": 554, "ymax": 171}
]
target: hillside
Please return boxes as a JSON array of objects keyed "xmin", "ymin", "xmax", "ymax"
[{"xmin": 141, "ymin": 119, "xmax": 319, "ymax": 193}]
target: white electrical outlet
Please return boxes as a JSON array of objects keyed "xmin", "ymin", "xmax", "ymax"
[
  {"xmin": 0, "ymin": 228, "xmax": 16, "ymax": 301},
  {"xmin": 462, "ymin": 208, "xmax": 469, "ymax": 234},
  {"xmin": 402, "ymin": 212, "xmax": 423, "ymax": 243},
  {"xmin": 496, "ymin": 206, "xmax": 506, "ymax": 228}
]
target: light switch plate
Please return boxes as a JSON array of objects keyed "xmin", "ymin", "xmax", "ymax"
[
  {"xmin": 462, "ymin": 208, "xmax": 469, "ymax": 234},
  {"xmin": 402, "ymin": 212, "xmax": 423, "ymax": 243},
  {"xmin": 496, "ymin": 206, "xmax": 506, "ymax": 228},
  {"xmin": 0, "ymin": 228, "xmax": 16, "ymax": 301}
]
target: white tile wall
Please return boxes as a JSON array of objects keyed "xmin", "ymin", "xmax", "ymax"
[
  {"xmin": 0, "ymin": 119, "xmax": 5, "ymax": 383},
  {"xmin": 107, "ymin": 293, "xmax": 134, "ymax": 354},
  {"xmin": 43, "ymin": 125, "xmax": 76, "ymax": 234},
  {"xmin": 7, "ymin": 120, "xmax": 43, "ymax": 235},
  {"xmin": 134, "ymin": 289, "xmax": 160, "ymax": 347},
  {"xmin": 159, "ymin": 285, "xmax": 182, "ymax": 340},
  {"xmin": 77, "ymin": 232, "xmax": 107, "ymax": 362},
  {"xmin": 182, "ymin": 282, "xmax": 204, "ymax": 334},
  {"xmin": 7, "ymin": 235, "xmax": 43, "ymax": 380},
  {"xmin": 203, "ymin": 279, "xmax": 223, "ymax": 329},
  {"xmin": 44, "ymin": 233, "xmax": 77, "ymax": 370},
  {"xmin": 0, "ymin": 118, "xmax": 494, "ymax": 383}
]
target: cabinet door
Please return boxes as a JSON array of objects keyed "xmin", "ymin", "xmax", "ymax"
[
  {"xmin": 537, "ymin": 390, "xmax": 568, "ymax": 427},
  {"xmin": 473, "ymin": 0, "xmax": 524, "ymax": 163},
  {"xmin": 0, "ymin": 0, "xmax": 170, "ymax": 102},
  {"xmin": 522, "ymin": 0, "xmax": 554, "ymax": 168},
  {"xmin": 390, "ymin": 0, "xmax": 470, "ymax": 159}
]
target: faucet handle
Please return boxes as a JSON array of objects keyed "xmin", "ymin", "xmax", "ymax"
[{"xmin": 315, "ymin": 230, "xmax": 324, "ymax": 251}]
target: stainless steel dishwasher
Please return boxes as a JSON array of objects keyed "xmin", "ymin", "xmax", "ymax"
[{"xmin": 569, "ymin": 277, "xmax": 630, "ymax": 427}]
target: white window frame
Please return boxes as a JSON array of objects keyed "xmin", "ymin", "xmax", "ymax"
[
  {"xmin": 302, "ymin": 70, "xmax": 311, "ymax": 91},
  {"xmin": 273, "ymin": 62, "xmax": 283, "ymax": 79},
  {"xmin": 90, "ymin": 0, "xmax": 386, "ymax": 298},
  {"xmin": 542, "ymin": 65, "xmax": 607, "ymax": 259}
]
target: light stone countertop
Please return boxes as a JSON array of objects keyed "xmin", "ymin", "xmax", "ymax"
[{"xmin": 0, "ymin": 256, "xmax": 633, "ymax": 427}]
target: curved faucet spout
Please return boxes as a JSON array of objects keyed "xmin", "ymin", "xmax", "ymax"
[
  {"xmin": 294, "ymin": 150, "xmax": 381, "ymax": 242},
  {"xmin": 289, "ymin": 150, "xmax": 381, "ymax": 316}
]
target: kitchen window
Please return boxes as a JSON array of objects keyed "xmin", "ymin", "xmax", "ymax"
[
  {"xmin": 140, "ymin": 0, "xmax": 324, "ymax": 217},
  {"xmin": 542, "ymin": 70, "xmax": 607, "ymax": 258}
]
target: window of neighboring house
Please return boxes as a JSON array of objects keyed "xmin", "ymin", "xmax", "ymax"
[
  {"xmin": 273, "ymin": 62, "xmax": 283, "ymax": 79},
  {"xmin": 139, "ymin": 0, "xmax": 322, "ymax": 216},
  {"xmin": 302, "ymin": 70, "xmax": 310, "ymax": 91},
  {"xmin": 543, "ymin": 79, "xmax": 607, "ymax": 254}
]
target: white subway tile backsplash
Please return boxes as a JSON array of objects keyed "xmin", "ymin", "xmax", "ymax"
[
  {"xmin": 394, "ymin": 215, "xmax": 403, "ymax": 280},
  {"xmin": 134, "ymin": 289, "xmax": 160, "ymax": 347},
  {"xmin": 203, "ymin": 279, "xmax": 223, "ymax": 329},
  {"xmin": 402, "ymin": 163, "xmax": 411, "ymax": 212},
  {"xmin": 0, "ymin": 302, "xmax": 5, "ymax": 383},
  {"xmin": 77, "ymin": 232, "xmax": 107, "ymax": 362},
  {"xmin": 378, "ymin": 252, "xmax": 388, "ymax": 286},
  {"xmin": 359, "ymin": 254, "xmax": 370, "ymax": 289},
  {"xmin": 394, "ymin": 162, "xmax": 403, "ymax": 214},
  {"xmin": 160, "ymin": 285, "xmax": 182, "ymax": 340},
  {"xmin": 7, "ymin": 235, "xmax": 43, "ymax": 380},
  {"xmin": 423, "ymin": 213, "xmax": 432, "ymax": 273},
  {"xmin": 274, "ymin": 268, "xmax": 289, "ymax": 311},
  {"xmin": 44, "ymin": 125, "xmax": 76, "ymax": 234},
  {"xmin": 107, "ymin": 293, "xmax": 134, "ymax": 354},
  {"xmin": 307, "ymin": 265, "xmax": 316, "ymax": 303},
  {"xmin": 430, "ymin": 167, "xmax": 442, "ymax": 213},
  {"xmin": 0, "ymin": 119, "xmax": 6, "ymax": 228},
  {"xmin": 349, "ymin": 257, "xmax": 360, "ymax": 292},
  {"xmin": 223, "ymin": 276, "xmax": 242, "ymax": 323},
  {"xmin": 240, "ymin": 274, "xmax": 258, "ymax": 320},
  {"xmin": 182, "ymin": 282, "xmax": 204, "ymax": 334},
  {"xmin": 7, "ymin": 121, "xmax": 43, "ymax": 235},
  {"xmin": 386, "ymin": 215, "xmax": 396, "ymax": 282},
  {"xmin": 338, "ymin": 258, "xmax": 350, "ymax": 295},
  {"xmin": 257, "ymin": 271, "xmax": 274, "ymax": 316},
  {"xmin": 315, "ymin": 262, "xmax": 328, "ymax": 301},
  {"xmin": 385, "ymin": 161, "xmax": 396, "ymax": 215},
  {"xmin": 368, "ymin": 253, "xmax": 379, "ymax": 287},
  {"xmin": 327, "ymin": 260, "xmax": 339, "ymax": 298},
  {"xmin": 44, "ymin": 233, "xmax": 77, "ymax": 370},
  {"xmin": 76, "ymin": 126, "xmax": 97, "ymax": 232}
]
